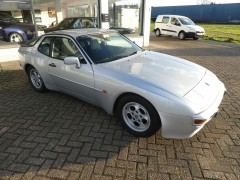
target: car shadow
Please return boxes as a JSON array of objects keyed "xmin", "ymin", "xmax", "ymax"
[{"xmin": 0, "ymin": 69, "xmax": 168, "ymax": 178}]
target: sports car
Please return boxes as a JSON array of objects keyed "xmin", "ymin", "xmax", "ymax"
[{"xmin": 18, "ymin": 29, "xmax": 226, "ymax": 138}]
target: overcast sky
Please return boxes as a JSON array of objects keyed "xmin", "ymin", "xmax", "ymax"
[{"xmin": 152, "ymin": 0, "xmax": 240, "ymax": 7}]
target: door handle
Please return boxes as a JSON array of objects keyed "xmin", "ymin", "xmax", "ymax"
[{"xmin": 49, "ymin": 63, "xmax": 56, "ymax": 67}]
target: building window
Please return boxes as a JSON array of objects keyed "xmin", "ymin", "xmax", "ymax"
[{"xmin": 109, "ymin": 0, "xmax": 141, "ymax": 33}]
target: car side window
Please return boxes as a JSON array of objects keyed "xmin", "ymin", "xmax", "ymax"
[
  {"xmin": 52, "ymin": 37, "xmax": 85, "ymax": 63},
  {"xmin": 82, "ymin": 19, "xmax": 94, "ymax": 28},
  {"xmin": 171, "ymin": 18, "xmax": 180, "ymax": 26},
  {"xmin": 73, "ymin": 19, "xmax": 82, "ymax": 28},
  {"xmin": 162, "ymin": 16, "xmax": 170, "ymax": 24},
  {"xmin": 38, "ymin": 37, "xmax": 52, "ymax": 56}
]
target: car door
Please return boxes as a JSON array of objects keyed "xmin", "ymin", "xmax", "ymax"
[
  {"xmin": 168, "ymin": 17, "xmax": 181, "ymax": 37},
  {"xmin": 47, "ymin": 36, "xmax": 95, "ymax": 103},
  {"xmin": 160, "ymin": 16, "xmax": 170, "ymax": 35}
]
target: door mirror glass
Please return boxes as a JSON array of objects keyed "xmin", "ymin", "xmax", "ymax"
[{"xmin": 64, "ymin": 56, "xmax": 81, "ymax": 69}]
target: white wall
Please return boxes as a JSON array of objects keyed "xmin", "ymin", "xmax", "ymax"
[{"xmin": 0, "ymin": 2, "xmax": 18, "ymax": 11}]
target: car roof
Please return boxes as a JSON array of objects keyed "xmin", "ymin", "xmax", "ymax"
[
  {"xmin": 64, "ymin": 17, "xmax": 96, "ymax": 19},
  {"xmin": 44, "ymin": 28, "xmax": 117, "ymax": 38},
  {"xmin": 158, "ymin": 15, "xmax": 188, "ymax": 18}
]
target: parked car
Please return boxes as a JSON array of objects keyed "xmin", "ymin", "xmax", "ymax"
[
  {"xmin": 0, "ymin": 13, "xmax": 36, "ymax": 42},
  {"xmin": 48, "ymin": 21, "xmax": 57, "ymax": 28},
  {"xmin": 15, "ymin": 17, "xmax": 47, "ymax": 31},
  {"xmin": 154, "ymin": 15, "xmax": 205, "ymax": 40},
  {"xmin": 18, "ymin": 29, "xmax": 225, "ymax": 138},
  {"xmin": 44, "ymin": 17, "xmax": 98, "ymax": 33},
  {"xmin": 109, "ymin": 26, "xmax": 135, "ymax": 34},
  {"xmin": 44, "ymin": 17, "xmax": 135, "ymax": 35}
]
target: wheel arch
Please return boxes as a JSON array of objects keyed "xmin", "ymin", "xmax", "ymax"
[
  {"xmin": 154, "ymin": 28, "xmax": 160, "ymax": 32},
  {"xmin": 24, "ymin": 63, "xmax": 34, "ymax": 73},
  {"xmin": 178, "ymin": 30, "xmax": 185, "ymax": 37},
  {"xmin": 113, "ymin": 92, "xmax": 161, "ymax": 123},
  {"xmin": 155, "ymin": 28, "xmax": 161, "ymax": 37}
]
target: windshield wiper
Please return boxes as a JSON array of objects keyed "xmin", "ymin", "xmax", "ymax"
[
  {"xmin": 96, "ymin": 55, "xmax": 125, "ymax": 64},
  {"xmin": 96, "ymin": 51, "xmax": 142, "ymax": 64}
]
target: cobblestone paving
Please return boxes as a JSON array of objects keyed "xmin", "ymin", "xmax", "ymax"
[{"xmin": 0, "ymin": 37, "xmax": 240, "ymax": 179}]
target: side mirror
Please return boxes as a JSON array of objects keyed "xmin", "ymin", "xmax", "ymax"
[{"xmin": 64, "ymin": 56, "xmax": 81, "ymax": 69}]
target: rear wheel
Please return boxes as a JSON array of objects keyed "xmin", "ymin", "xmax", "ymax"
[
  {"xmin": 117, "ymin": 95, "xmax": 161, "ymax": 137},
  {"xmin": 193, "ymin": 37, "xmax": 199, "ymax": 40},
  {"xmin": 27, "ymin": 66, "xmax": 46, "ymax": 92},
  {"xmin": 155, "ymin": 29, "xmax": 161, "ymax": 37},
  {"xmin": 179, "ymin": 32, "xmax": 186, "ymax": 40},
  {"xmin": 9, "ymin": 33, "xmax": 23, "ymax": 43}
]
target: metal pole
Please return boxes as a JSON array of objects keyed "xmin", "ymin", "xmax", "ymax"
[
  {"xmin": 98, "ymin": 0, "xmax": 102, "ymax": 28},
  {"xmin": 54, "ymin": 0, "xmax": 59, "ymax": 24},
  {"xmin": 30, "ymin": 0, "xmax": 38, "ymax": 36}
]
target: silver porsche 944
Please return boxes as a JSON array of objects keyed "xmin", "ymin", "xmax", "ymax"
[{"xmin": 18, "ymin": 29, "xmax": 226, "ymax": 138}]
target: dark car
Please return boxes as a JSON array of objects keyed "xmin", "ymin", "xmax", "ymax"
[
  {"xmin": 44, "ymin": 17, "xmax": 98, "ymax": 33},
  {"xmin": 0, "ymin": 13, "xmax": 36, "ymax": 43},
  {"xmin": 109, "ymin": 26, "xmax": 135, "ymax": 34}
]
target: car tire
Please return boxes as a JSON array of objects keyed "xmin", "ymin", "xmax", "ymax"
[
  {"xmin": 117, "ymin": 94, "xmax": 161, "ymax": 137},
  {"xmin": 155, "ymin": 29, "xmax": 161, "ymax": 37},
  {"xmin": 179, "ymin": 32, "xmax": 186, "ymax": 40},
  {"xmin": 193, "ymin": 37, "xmax": 199, "ymax": 40},
  {"xmin": 27, "ymin": 66, "xmax": 46, "ymax": 92},
  {"xmin": 9, "ymin": 33, "xmax": 23, "ymax": 43}
]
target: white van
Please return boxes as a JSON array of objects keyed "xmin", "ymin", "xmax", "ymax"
[{"xmin": 154, "ymin": 15, "xmax": 205, "ymax": 40}]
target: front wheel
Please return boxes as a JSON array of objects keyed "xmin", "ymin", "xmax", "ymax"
[
  {"xmin": 9, "ymin": 33, "xmax": 23, "ymax": 43},
  {"xmin": 117, "ymin": 95, "xmax": 161, "ymax": 137},
  {"xmin": 179, "ymin": 32, "xmax": 186, "ymax": 40},
  {"xmin": 27, "ymin": 66, "xmax": 46, "ymax": 92},
  {"xmin": 193, "ymin": 37, "xmax": 199, "ymax": 40}
]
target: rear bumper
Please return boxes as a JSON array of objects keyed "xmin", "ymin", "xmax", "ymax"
[{"xmin": 0, "ymin": 31, "xmax": 7, "ymax": 40}]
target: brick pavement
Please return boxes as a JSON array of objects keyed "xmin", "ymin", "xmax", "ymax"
[{"xmin": 0, "ymin": 37, "xmax": 240, "ymax": 179}]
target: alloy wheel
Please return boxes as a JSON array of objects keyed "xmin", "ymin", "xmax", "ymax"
[{"xmin": 122, "ymin": 102, "xmax": 151, "ymax": 132}]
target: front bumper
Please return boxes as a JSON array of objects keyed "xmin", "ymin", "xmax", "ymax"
[
  {"xmin": 160, "ymin": 82, "xmax": 226, "ymax": 139},
  {"xmin": 186, "ymin": 31, "xmax": 205, "ymax": 38}
]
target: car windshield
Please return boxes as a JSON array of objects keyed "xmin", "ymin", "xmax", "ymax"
[
  {"xmin": 179, "ymin": 18, "xmax": 195, "ymax": 25},
  {"xmin": 76, "ymin": 32, "xmax": 143, "ymax": 64}
]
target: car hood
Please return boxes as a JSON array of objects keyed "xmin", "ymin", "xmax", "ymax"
[
  {"xmin": 186, "ymin": 25, "xmax": 204, "ymax": 32},
  {"xmin": 7, "ymin": 23, "xmax": 35, "ymax": 31},
  {"xmin": 100, "ymin": 51, "xmax": 206, "ymax": 96}
]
